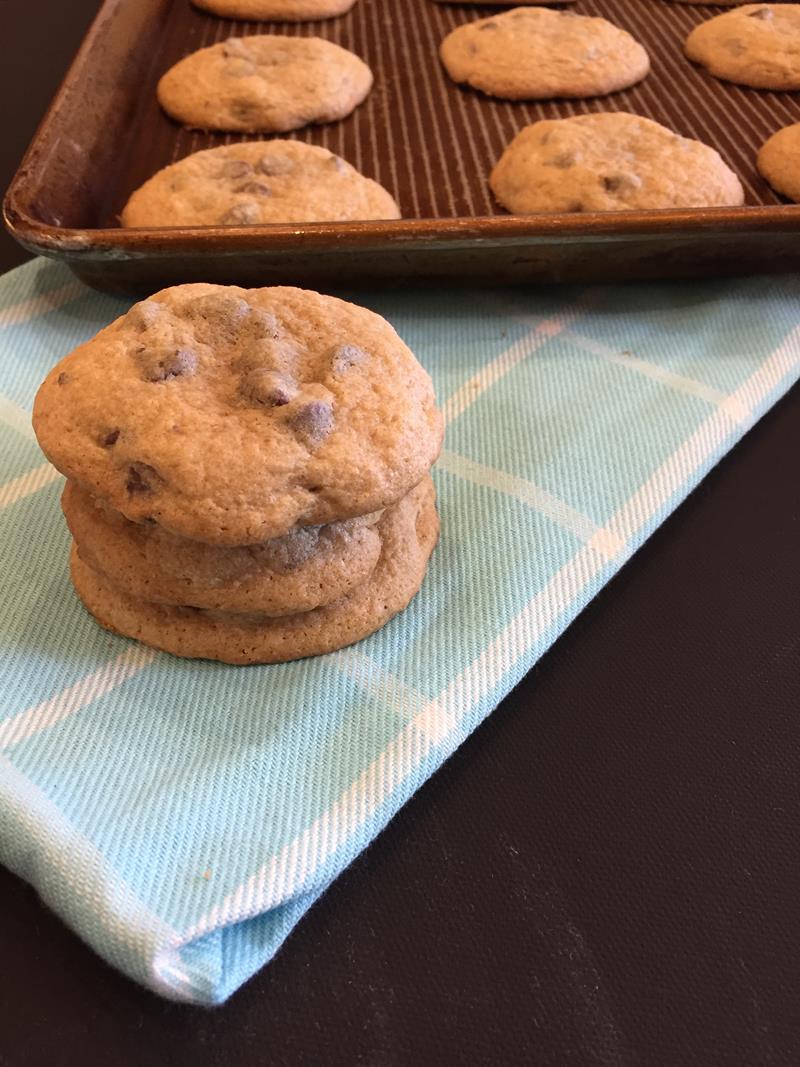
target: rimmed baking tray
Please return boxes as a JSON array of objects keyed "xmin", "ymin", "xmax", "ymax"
[{"xmin": 4, "ymin": 0, "xmax": 800, "ymax": 294}]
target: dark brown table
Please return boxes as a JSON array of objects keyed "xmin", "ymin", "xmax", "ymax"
[{"xmin": 1, "ymin": 4, "xmax": 799, "ymax": 1064}]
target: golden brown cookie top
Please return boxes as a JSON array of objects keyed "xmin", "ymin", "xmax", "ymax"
[
  {"xmin": 157, "ymin": 35, "xmax": 372, "ymax": 133},
  {"xmin": 121, "ymin": 141, "xmax": 400, "ymax": 228},
  {"xmin": 757, "ymin": 122, "xmax": 800, "ymax": 202},
  {"xmin": 490, "ymin": 113, "xmax": 744, "ymax": 214},
  {"xmin": 191, "ymin": 0, "xmax": 357, "ymax": 19},
  {"xmin": 34, "ymin": 285, "xmax": 443, "ymax": 545},
  {"xmin": 439, "ymin": 8, "xmax": 650, "ymax": 101},
  {"xmin": 685, "ymin": 5, "xmax": 800, "ymax": 90}
]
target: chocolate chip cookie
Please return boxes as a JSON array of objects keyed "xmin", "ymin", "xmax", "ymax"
[
  {"xmin": 191, "ymin": 0, "xmax": 357, "ymax": 18},
  {"xmin": 70, "ymin": 477, "xmax": 439, "ymax": 664},
  {"xmin": 63, "ymin": 480, "xmax": 384, "ymax": 616},
  {"xmin": 157, "ymin": 35, "xmax": 372, "ymax": 133},
  {"xmin": 757, "ymin": 122, "xmax": 800, "ymax": 201},
  {"xmin": 121, "ymin": 141, "xmax": 400, "ymax": 228},
  {"xmin": 33, "ymin": 284, "xmax": 443, "ymax": 546},
  {"xmin": 685, "ymin": 5, "xmax": 800, "ymax": 90},
  {"xmin": 490, "ymin": 113, "xmax": 744, "ymax": 214},
  {"xmin": 439, "ymin": 7, "xmax": 650, "ymax": 101}
]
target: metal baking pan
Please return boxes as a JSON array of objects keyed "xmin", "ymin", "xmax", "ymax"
[{"xmin": 4, "ymin": 0, "xmax": 800, "ymax": 294}]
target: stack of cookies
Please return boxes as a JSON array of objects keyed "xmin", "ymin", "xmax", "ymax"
[{"xmin": 32, "ymin": 284, "xmax": 442, "ymax": 664}]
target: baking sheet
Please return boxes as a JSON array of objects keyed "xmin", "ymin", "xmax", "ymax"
[{"xmin": 107, "ymin": 0, "xmax": 799, "ymax": 224}]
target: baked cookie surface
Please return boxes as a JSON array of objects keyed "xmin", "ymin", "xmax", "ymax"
[
  {"xmin": 70, "ymin": 478, "xmax": 439, "ymax": 665},
  {"xmin": 157, "ymin": 35, "xmax": 372, "ymax": 132},
  {"xmin": 757, "ymin": 122, "xmax": 800, "ymax": 201},
  {"xmin": 121, "ymin": 141, "xmax": 399, "ymax": 228},
  {"xmin": 33, "ymin": 284, "xmax": 443, "ymax": 546},
  {"xmin": 685, "ymin": 5, "xmax": 800, "ymax": 90},
  {"xmin": 490, "ymin": 113, "xmax": 744, "ymax": 214},
  {"xmin": 191, "ymin": 0, "xmax": 357, "ymax": 19},
  {"xmin": 63, "ymin": 480, "xmax": 384, "ymax": 616},
  {"xmin": 439, "ymin": 7, "xmax": 650, "ymax": 101}
]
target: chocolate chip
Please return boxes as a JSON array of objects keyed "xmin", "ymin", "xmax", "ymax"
[
  {"xmin": 246, "ymin": 310, "xmax": 281, "ymax": 341},
  {"xmin": 125, "ymin": 300, "xmax": 162, "ymax": 332},
  {"xmin": 287, "ymin": 401, "xmax": 334, "ymax": 446},
  {"xmin": 567, "ymin": 202, "xmax": 585, "ymax": 213},
  {"xmin": 478, "ymin": 21, "xmax": 498, "ymax": 31},
  {"xmin": 747, "ymin": 7, "xmax": 772, "ymax": 17},
  {"xmin": 187, "ymin": 292, "xmax": 265, "ymax": 350},
  {"xmin": 186, "ymin": 292, "xmax": 250, "ymax": 331},
  {"xmin": 235, "ymin": 181, "xmax": 271, "ymax": 196},
  {"xmin": 230, "ymin": 100, "xmax": 261, "ymax": 126},
  {"xmin": 328, "ymin": 155, "xmax": 347, "ymax": 173},
  {"xmin": 329, "ymin": 343, "xmax": 368, "ymax": 374},
  {"xmin": 220, "ymin": 160, "xmax": 253, "ymax": 180},
  {"xmin": 259, "ymin": 154, "xmax": 295, "ymax": 177},
  {"xmin": 240, "ymin": 368, "xmax": 297, "ymax": 407},
  {"xmin": 102, "ymin": 429, "xmax": 120, "ymax": 447},
  {"xmin": 57, "ymin": 372, "xmax": 70, "ymax": 386},
  {"xmin": 222, "ymin": 37, "xmax": 252, "ymax": 58},
  {"xmin": 263, "ymin": 526, "xmax": 321, "ymax": 573},
  {"xmin": 602, "ymin": 173, "xmax": 641, "ymax": 194},
  {"xmin": 126, "ymin": 463, "xmax": 160, "ymax": 494},
  {"xmin": 138, "ymin": 345, "xmax": 198, "ymax": 382},
  {"xmin": 545, "ymin": 152, "xmax": 575, "ymax": 169},
  {"xmin": 219, "ymin": 202, "xmax": 261, "ymax": 225}
]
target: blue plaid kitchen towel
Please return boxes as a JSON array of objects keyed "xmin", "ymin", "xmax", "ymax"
[{"xmin": 1, "ymin": 257, "xmax": 798, "ymax": 1005}]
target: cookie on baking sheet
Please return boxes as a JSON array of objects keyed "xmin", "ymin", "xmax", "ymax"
[
  {"xmin": 33, "ymin": 284, "xmax": 443, "ymax": 546},
  {"xmin": 685, "ymin": 5, "xmax": 800, "ymax": 90},
  {"xmin": 157, "ymin": 36, "xmax": 372, "ymax": 132},
  {"xmin": 70, "ymin": 478, "xmax": 439, "ymax": 665},
  {"xmin": 757, "ymin": 123, "xmax": 800, "ymax": 201},
  {"xmin": 63, "ymin": 480, "xmax": 384, "ymax": 616},
  {"xmin": 439, "ymin": 8, "xmax": 650, "ymax": 100},
  {"xmin": 191, "ymin": 0, "xmax": 357, "ymax": 19},
  {"xmin": 490, "ymin": 113, "xmax": 744, "ymax": 214},
  {"xmin": 121, "ymin": 141, "xmax": 400, "ymax": 228}
]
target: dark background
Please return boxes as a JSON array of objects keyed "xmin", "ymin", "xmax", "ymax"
[{"xmin": 1, "ymin": 3, "xmax": 799, "ymax": 1064}]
